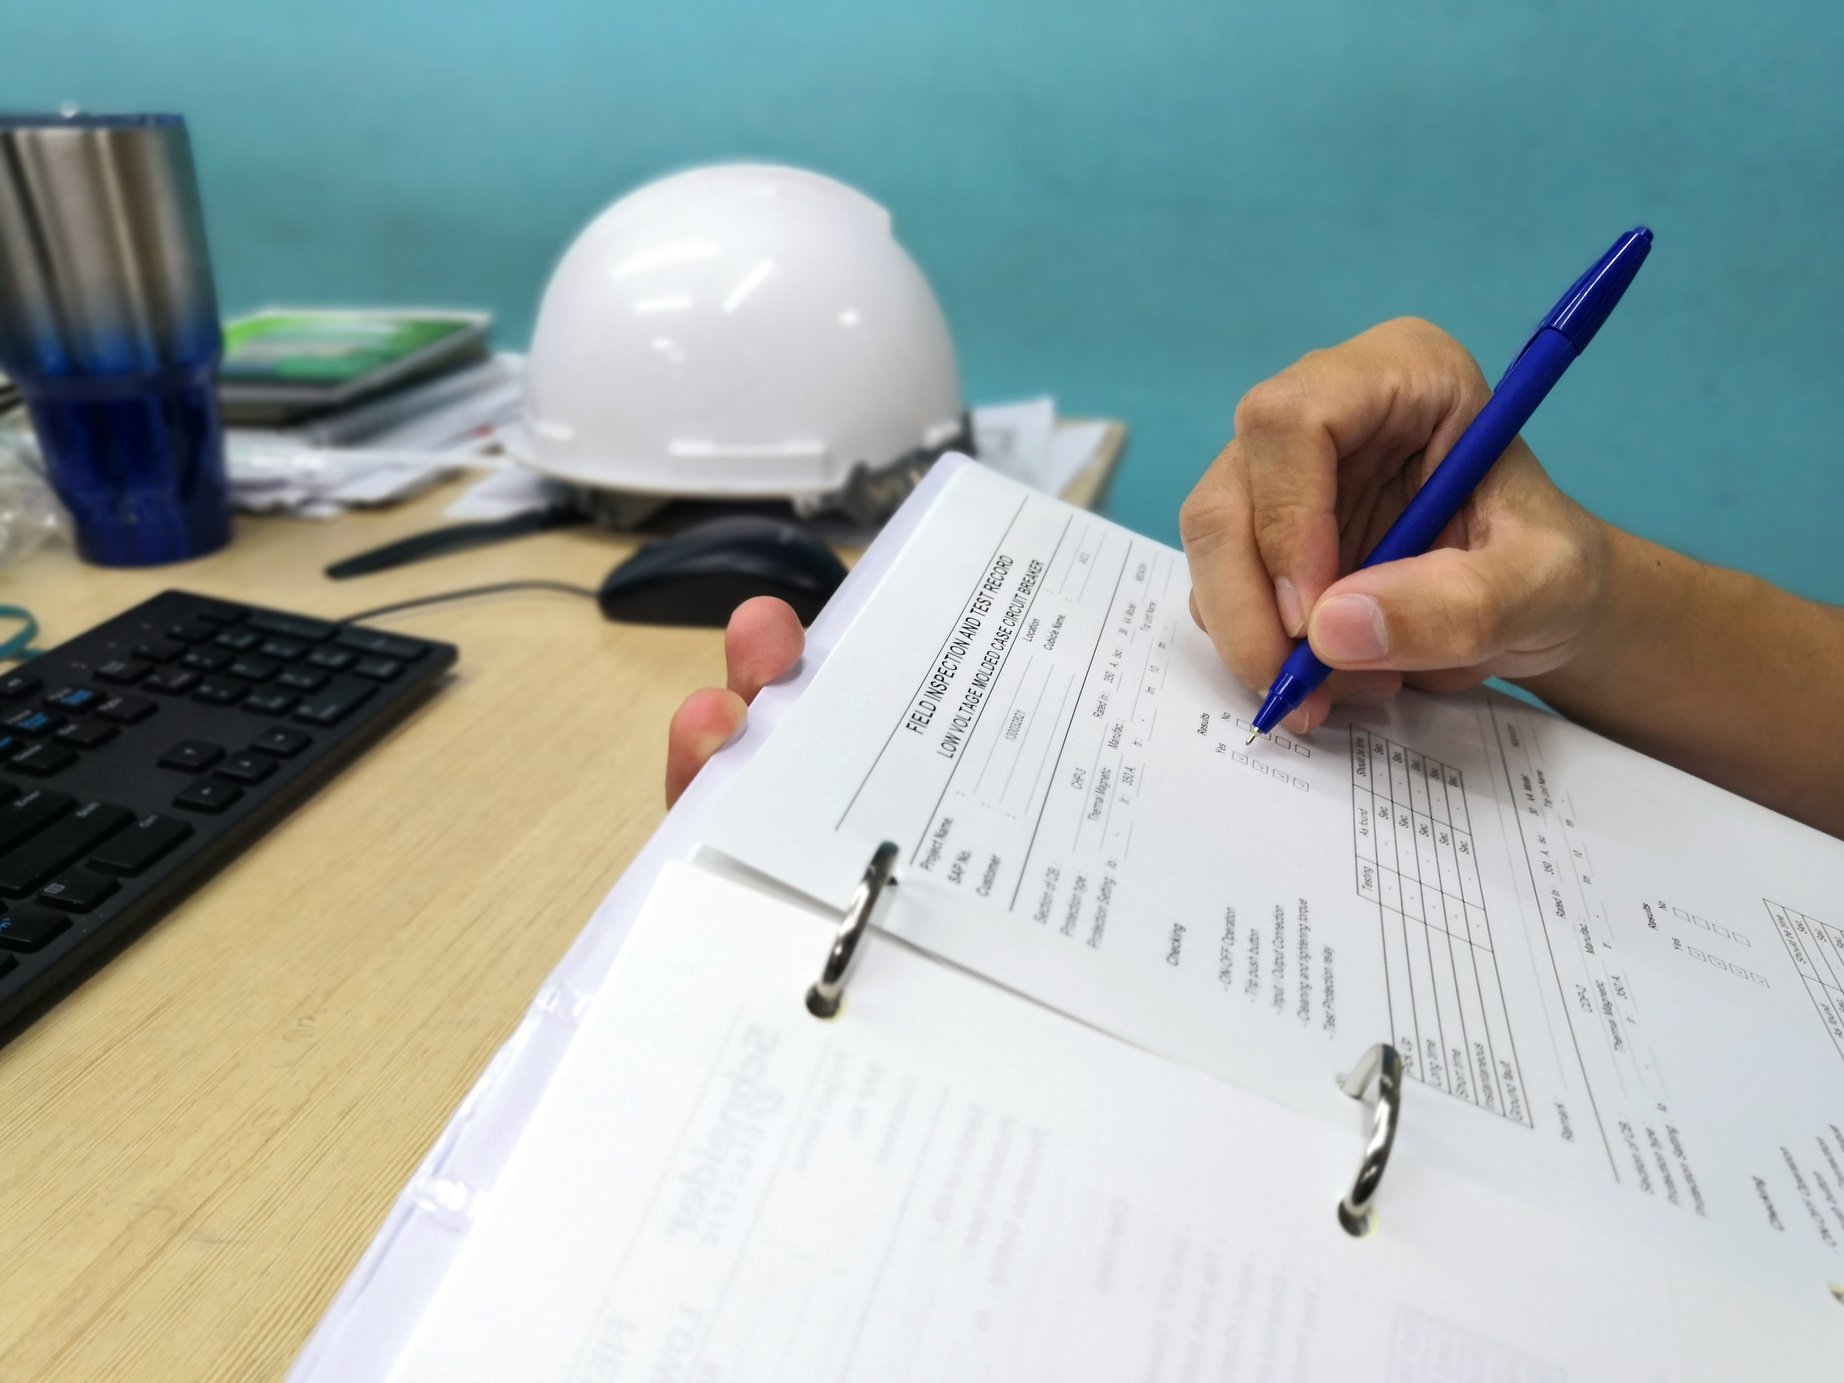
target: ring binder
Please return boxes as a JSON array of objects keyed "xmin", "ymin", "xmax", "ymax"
[
  {"xmin": 1336, "ymin": 1042, "xmax": 1402, "ymax": 1237},
  {"xmin": 806, "ymin": 840, "xmax": 899, "ymax": 1018}
]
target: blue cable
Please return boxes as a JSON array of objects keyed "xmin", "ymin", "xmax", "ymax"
[{"xmin": 0, "ymin": 605, "xmax": 42, "ymax": 661}]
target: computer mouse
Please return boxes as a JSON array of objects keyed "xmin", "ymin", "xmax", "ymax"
[{"xmin": 597, "ymin": 516, "xmax": 849, "ymax": 627}]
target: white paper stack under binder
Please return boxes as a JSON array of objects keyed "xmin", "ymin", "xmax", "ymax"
[{"xmin": 297, "ymin": 458, "xmax": 1844, "ymax": 1382}]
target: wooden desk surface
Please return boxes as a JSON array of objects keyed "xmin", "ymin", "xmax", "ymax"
[{"xmin": 0, "ymin": 436, "xmax": 1122, "ymax": 1380}]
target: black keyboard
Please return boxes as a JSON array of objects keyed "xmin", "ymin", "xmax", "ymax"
[{"xmin": 0, "ymin": 590, "xmax": 456, "ymax": 1040}]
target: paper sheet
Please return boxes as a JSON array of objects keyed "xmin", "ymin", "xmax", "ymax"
[
  {"xmin": 702, "ymin": 460, "xmax": 1844, "ymax": 1306},
  {"xmin": 291, "ymin": 453, "xmax": 977, "ymax": 1383},
  {"xmin": 386, "ymin": 863, "xmax": 1830, "ymax": 1381},
  {"xmin": 969, "ymin": 396, "xmax": 1057, "ymax": 489}
]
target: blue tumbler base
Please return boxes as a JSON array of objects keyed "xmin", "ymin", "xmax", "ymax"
[
  {"xmin": 25, "ymin": 361, "xmax": 233, "ymax": 568},
  {"xmin": 66, "ymin": 490, "xmax": 233, "ymax": 568}
]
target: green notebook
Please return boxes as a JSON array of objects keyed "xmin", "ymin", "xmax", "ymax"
[{"xmin": 218, "ymin": 308, "xmax": 490, "ymax": 425}]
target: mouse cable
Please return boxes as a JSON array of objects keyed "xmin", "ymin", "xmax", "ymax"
[{"xmin": 338, "ymin": 580, "xmax": 598, "ymax": 625}]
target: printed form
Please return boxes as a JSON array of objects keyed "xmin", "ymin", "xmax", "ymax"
[
  {"xmin": 388, "ymin": 864, "xmax": 1825, "ymax": 1381},
  {"xmin": 704, "ymin": 459, "xmax": 1844, "ymax": 1305}
]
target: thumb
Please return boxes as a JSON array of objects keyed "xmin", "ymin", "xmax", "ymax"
[{"xmin": 1305, "ymin": 545, "xmax": 1548, "ymax": 673}]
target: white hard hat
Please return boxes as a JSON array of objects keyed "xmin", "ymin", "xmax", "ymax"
[{"xmin": 514, "ymin": 163, "xmax": 968, "ymax": 523}]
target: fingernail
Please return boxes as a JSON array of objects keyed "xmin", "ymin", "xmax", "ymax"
[
  {"xmin": 1274, "ymin": 577, "xmax": 1304, "ymax": 637},
  {"xmin": 1313, "ymin": 595, "xmax": 1389, "ymax": 662}
]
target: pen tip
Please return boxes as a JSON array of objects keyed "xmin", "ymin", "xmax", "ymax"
[{"xmin": 1245, "ymin": 729, "xmax": 1258, "ymax": 745}]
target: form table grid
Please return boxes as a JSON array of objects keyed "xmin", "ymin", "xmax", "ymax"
[
  {"xmin": 1350, "ymin": 729, "xmax": 1531, "ymax": 1124},
  {"xmin": 1765, "ymin": 900, "xmax": 1844, "ymax": 1067}
]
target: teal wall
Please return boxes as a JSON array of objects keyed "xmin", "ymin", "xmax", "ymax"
[{"xmin": 7, "ymin": 0, "xmax": 1841, "ymax": 599}]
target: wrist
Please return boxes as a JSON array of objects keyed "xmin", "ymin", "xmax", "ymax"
[{"xmin": 1517, "ymin": 519, "xmax": 1660, "ymax": 712}]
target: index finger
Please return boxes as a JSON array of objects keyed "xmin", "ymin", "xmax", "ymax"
[
  {"xmin": 1179, "ymin": 450, "xmax": 1328, "ymax": 732},
  {"xmin": 1239, "ymin": 318, "xmax": 1488, "ymax": 623}
]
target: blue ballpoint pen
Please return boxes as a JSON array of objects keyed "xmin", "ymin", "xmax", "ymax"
[{"xmin": 1247, "ymin": 226, "xmax": 1654, "ymax": 742}]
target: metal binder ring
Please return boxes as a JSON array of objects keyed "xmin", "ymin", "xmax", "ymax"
[
  {"xmin": 806, "ymin": 841, "xmax": 899, "ymax": 1018},
  {"xmin": 1337, "ymin": 1043, "xmax": 1402, "ymax": 1237}
]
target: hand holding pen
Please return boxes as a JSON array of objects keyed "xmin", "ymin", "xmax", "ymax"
[
  {"xmin": 664, "ymin": 226, "xmax": 1844, "ymax": 837},
  {"xmin": 1181, "ymin": 233, "xmax": 1650, "ymax": 739}
]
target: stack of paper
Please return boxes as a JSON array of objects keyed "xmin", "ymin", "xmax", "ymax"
[
  {"xmin": 224, "ymin": 354, "xmax": 524, "ymax": 518},
  {"xmin": 297, "ymin": 457, "xmax": 1844, "ymax": 1381}
]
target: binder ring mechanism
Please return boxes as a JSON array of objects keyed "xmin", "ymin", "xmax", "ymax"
[
  {"xmin": 806, "ymin": 841, "xmax": 899, "ymax": 1019},
  {"xmin": 1337, "ymin": 1042, "xmax": 1403, "ymax": 1237}
]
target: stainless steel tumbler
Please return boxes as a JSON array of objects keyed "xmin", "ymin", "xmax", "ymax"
[{"xmin": 0, "ymin": 113, "xmax": 231, "ymax": 565}]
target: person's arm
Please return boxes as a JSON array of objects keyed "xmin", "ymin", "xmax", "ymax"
[
  {"xmin": 1520, "ymin": 531, "xmax": 1844, "ymax": 832},
  {"xmin": 1180, "ymin": 316, "xmax": 1844, "ymax": 838}
]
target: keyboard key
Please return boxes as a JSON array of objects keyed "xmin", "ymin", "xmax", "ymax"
[
  {"xmin": 336, "ymin": 629, "xmax": 425, "ymax": 661},
  {"xmin": 243, "ymin": 690, "xmax": 298, "ymax": 717},
  {"xmin": 4, "ymin": 708, "xmax": 63, "ymax": 736},
  {"xmin": 9, "ymin": 743, "xmax": 76, "ymax": 778},
  {"xmin": 292, "ymin": 678, "xmax": 375, "ymax": 727},
  {"xmin": 90, "ymin": 813, "xmax": 192, "ymax": 877},
  {"xmin": 276, "ymin": 668, "xmax": 327, "ymax": 694},
  {"xmin": 168, "ymin": 618, "xmax": 218, "ymax": 644},
  {"xmin": 0, "ymin": 801, "xmax": 131, "ymax": 896},
  {"xmin": 228, "ymin": 656, "xmax": 279, "ymax": 683},
  {"xmin": 0, "ymin": 903, "xmax": 70, "ymax": 952},
  {"xmin": 305, "ymin": 647, "xmax": 356, "ymax": 673},
  {"xmin": 131, "ymin": 637, "xmax": 184, "ymax": 663},
  {"xmin": 159, "ymin": 740, "xmax": 224, "ymax": 772},
  {"xmin": 39, "ymin": 867, "xmax": 119, "ymax": 913},
  {"xmin": 174, "ymin": 779, "xmax": 242, "ymax": 814},
  {"xmin": 214, "ymin": 752, "xmax": 276, "ymax": 786},
  {"xmin": 144, "ymin": 668, "xmax": 199, "ymax": 696},
  {"xmin": 211, "ymin": 628, "xmax": 260, "ymax": 653},
  {"xmin": 96, "ymin": 658, "xmax": 151, "ymax": 685},
  {"xmin": 353, "ymin": 656, "xmax": 404, "ymax": 682},
  {"xmin": 0, "ymin": 789, "xmax": 73, "ymax": 852},
  {"xmin": 179, "ymin": 648, "xmax": 231, "ymax": 672},
  {"xmin": 96, "ymin": 694, "xmax": 156, "ymax": 725},
  {"xmin": 192, "ymin": 677, "xmax": 249, "ymax": 706},
  {"xmin": 54, "ymin": 719, "xmax": 118, "ymax": 750},
  {"xmin": 44, "ymin": 685, "xmax": 102, "ymax": 712},
  {"xmin": 248, "ymin": 611, "xmax": 336, "ymax": 643},
  {"xmin": 0, "ymin": 592, "xmax": 452, "ymax": 1035},
  {"xmin": 192, "ymin": 600, "xmax": 245, "ymax": 624},
  {"xmin": 250, "ymin": 727, "xmax": 312, "ymax": 758}
]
